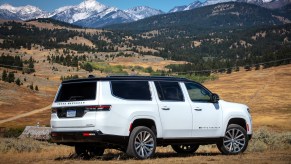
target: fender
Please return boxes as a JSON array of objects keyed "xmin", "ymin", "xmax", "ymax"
[
  {"xmin": 222, "ymin": 115, "xmax": 248, "ymax": 134},
  {"xmin": 126, "ymin": 114, "xmax": 163, "ymax": 138}
]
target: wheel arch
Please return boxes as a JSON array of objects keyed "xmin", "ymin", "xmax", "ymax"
[
  {"xmin": 130, "ymin": 118, "xmax": 157, "ymax": 136},
  {"xmin": 227, "ymin": 117, "xmax": 247, "ymax": 131}
]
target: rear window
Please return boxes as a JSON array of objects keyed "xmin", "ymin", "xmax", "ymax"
[
  {"xmin": 56, "ymin": 82, "xmax": 96, "ymax": 102},
  {"xmin": 111, "ymin": 81, "xmax": 151, "ymax": 100}
]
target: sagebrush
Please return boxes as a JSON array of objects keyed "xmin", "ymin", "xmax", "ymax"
[
  {"xmin": 247, "ymin": 127, "xmax": 291, "ymax": 152},
  {"xmin": 0, "ymin": 138, "xmax": 53, "ymax": 153}
]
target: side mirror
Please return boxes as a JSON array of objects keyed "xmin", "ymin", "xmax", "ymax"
[{"xmin": 211, "ymin": 93, "xmax": 220, "ymax": 103}]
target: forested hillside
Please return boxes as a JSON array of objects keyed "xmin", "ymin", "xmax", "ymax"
[
  {"xmin": 105, "ymin": 2, "xmax": 291, "ymax": 73},
  {"xmin": 0, "ymin": 2, "xmax": 290, "ymax": 75}
]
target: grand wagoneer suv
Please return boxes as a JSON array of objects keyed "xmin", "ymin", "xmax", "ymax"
[{"xmin": 50, "ymin": 76, "xmax": 252, "ymax": 159}]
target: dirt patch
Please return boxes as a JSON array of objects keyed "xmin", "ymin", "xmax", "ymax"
[{"xmin": 192, "ymin": 41, "xmax": 202, "ymax": 47}]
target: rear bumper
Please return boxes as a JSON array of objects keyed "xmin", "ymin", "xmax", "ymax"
[{"xmin": 50, "ymin": 131, "xmax": 128, "ymax": 146}]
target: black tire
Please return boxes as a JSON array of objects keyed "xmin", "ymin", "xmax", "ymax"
[
  {"xmin": 75, "ymin": 144, "xmax": 104, "ymax": 158},
  {"xmin": 171, "ymin": 144, "xmax": 199, "ymax": 154},
  {"xmin": 126, "ymin": 126, "xmax": 156, "ymax": 159},
  {"xmin": 217, "ymin": 124, "xmax": 248, "ymax": 155}
]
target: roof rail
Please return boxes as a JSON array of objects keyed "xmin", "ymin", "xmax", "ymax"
[
  {"xmin": 106, "ymin": 75, "xmax": 189, "ymax": 81},
  {"xmin": 107, "ymin": 75, "xmax": 174, "ymax": 78}
]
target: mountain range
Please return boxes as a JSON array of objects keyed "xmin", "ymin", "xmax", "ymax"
[{"xmin": 0, "ymin": 0, "xmax": 290, "ymax": 28}]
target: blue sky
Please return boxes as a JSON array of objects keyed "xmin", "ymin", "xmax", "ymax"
[{"xmin": 0, "ymin": 0, "xmax": 202, "ymax": 12}]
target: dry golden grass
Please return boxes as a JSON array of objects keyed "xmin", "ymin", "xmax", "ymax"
[
  {"xmin": 0, "ymin": 20, "xmax": 105, "ymax": 35},
  {"xmin": 110, "ymin": 56, "xmax": 186, "ymax": 71},
  {"xmin": 0, "ymin": 141, "xmax": 290, "ymax": 164},
  {"xmin": 0, "ymin": 46, "xmax": 189, "ymax": 128},
  {"xmin": 60, "ymin": 36, "xmax": 96, "ymax": 48},
  {"xmin": 2, "ymin": 150, "xmax": 290, "ymax": 164},
  {"xmin": 204, "ymin": 65, "xmax": 291, "ymax": 131},
  {"xmin": 0, "ymin": 114, "xmax": 290, "ymax": 163},
  {"xmin": 1, "ymin": 64, "xmax": 291, "ymax": 131},
  {"xmin": 0, "ymin": 81, "xmax": 53, "ymax": 121}
]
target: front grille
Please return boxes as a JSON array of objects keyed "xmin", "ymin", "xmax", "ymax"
[{"xmin": 57, "ymin": 107, "xmax": 86, "ymax": 118}]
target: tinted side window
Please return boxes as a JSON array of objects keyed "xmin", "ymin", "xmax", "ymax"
[
  {"xmin": 185, "ymin": 82, "xmax": 211, "ymax": 102},
  {"xmin": 56, "ymin": 82, "xmax": 96, "ymax": 102},
  {"xmin": 111, "ymin": 81, "xmax": 151, "ymax": 100},
  {"xmin": 155, "ymin": 81, "xmax": 184, "ymax": 101}
]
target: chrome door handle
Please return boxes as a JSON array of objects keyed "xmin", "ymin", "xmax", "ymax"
[
  {"xmin": 162, "ymin": 107, "xmax": 170, "ymax": 110},
  {"xmin": 194, "ymin": 108, "xmax": 202, "ymax": 111}
]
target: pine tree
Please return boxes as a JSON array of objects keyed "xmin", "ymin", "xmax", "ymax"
[
  {"xmin": 15, "ymin": 78, "xmax": 21, "ymax": 86},
  {"xmin": 226, "ymin": 68, "xmax": 232, "ymax": 74},
  {"xmin": 84, "ymin": 63, "xmax": 93, "ymax": 72},
  {"xmin": 28, "ymin": 62, "xmax": 35, "ymax": 73},
  {"xmin": 8, "ymin": 72, "xmax": 15, "ymax": 83},
  {"xmin": 2, "ymin": 70, "xmax": 7, "ymax": 82},
  {"xmin": 35, "ymin": 85, "xmax": 39, "ymax": 91},
  {"xmin": 145, "ymin": 66, "xmax": 153, "ymax": 73},
  {"xmin": 29, "ymin": 83, "xmax": 34, "ymax": 90}
]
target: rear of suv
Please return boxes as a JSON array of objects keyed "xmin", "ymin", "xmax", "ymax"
[{"xmin": 51, "ymin": 76, "xmax": 252, "ymax": 159}]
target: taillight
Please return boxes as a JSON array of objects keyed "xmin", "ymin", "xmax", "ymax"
[
  {"xmin": 83, "ymin": 132, "xmax": 96, "ymax": 136},
  {"xmin": 51, "ymin": 108, "xmax": 57, "ymax": 113},
  {"xmin": 85, "ymin": 105, "xmax": 111, "ymax": 111},
  {"xmin": 97, "ymin": 105, "xmax": 111, "ymax": 111}
]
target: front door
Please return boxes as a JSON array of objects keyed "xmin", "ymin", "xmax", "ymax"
[
  {"xmin": 153, "ymin": 81, "xmax": 193, "ymax": 138},
  {"xmin": 183, "ymin": 82, "xmax": 222, "ymax": 138}
]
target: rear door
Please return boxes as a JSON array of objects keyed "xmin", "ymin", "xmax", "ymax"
[{"xmin": 153, "ymin": 81, "xmax": 193, "ymax": 138}]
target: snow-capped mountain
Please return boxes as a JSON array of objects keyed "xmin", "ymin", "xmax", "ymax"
[
  {"xmin": 0, "ymin": 0, "xmax": 164, "ymax": 27},
  {"xmin": 169, "ymin": 1, "xmax": 203, "ymax": 12},
  {"xmin": 0, "ymin": 9, "xmax": 20, "ymax": 20},
  {"xmin": 185, "ymin": 1, "xmax": 204, "ymax": 10},
  {"xmin": 169, "ymin": 0, "xmax": 235, "ymax": 12},
  {"xmin": 51, "ymin": 0, "xmax": 108, "ymax": 23},
  {"xmin": 169, "ymin": 0, "xmax": 290, "ymax": 12},
  {"xmin": 125, "ymin": 6, "xmax": 164, "ymax": 21},
  {"xmin": 169, "ymin": 6, "xmax": 188, "ymax": 13},
  {"xmin": 202, "ymin": 0, "xmax": 236, "ymax": 6},
  {"xmin": 51, "ymin": 1, "xmax": 164, "ymax": 27},
  {"xmin": 0, "ymin": 3, "xmax": 47, "ymax": 20},
  {"xmin": 238, "ymin": 0, "xmax": 291, "ymax": 8},
  {"xmin": 74, "ymin": 7, "xmax": 136, "ymax": 27},
  {"xmin": 0, "ymin": 0, "xmax": 290, "ymax": 27}
]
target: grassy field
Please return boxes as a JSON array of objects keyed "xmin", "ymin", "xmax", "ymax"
[
  {"xmin": 1, "ymin": 64, "xmax": 290, "ymax": 130},
  {"xmin": 0, "ymin": 45, "xmax": 184, "ymax": 127},
  {"xmin": 0, "ymin": 128, "xmax": 290, "ymax": 163},
  {"xmin": 204, "ymin": 65, "xmax": 291, "ymax": 131},
  {"xmin": 0, "ymin": 64, "xmax": 291, "ymax": 163},
  {"xmin": 1, "ymin": 147, "xmax": 290, "ymax": 164}
]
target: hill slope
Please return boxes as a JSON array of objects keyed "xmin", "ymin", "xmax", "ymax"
[
  {"xmin": 106, "ymin": 2, "xmax": 288, "ymax": 32},
  {"xmin": 1, "ymin": 65, "xmax": 290, "ymax": 131},
  {"xmin": 205, "ymin": 64, "xmax": 291, "ymax": 130}
]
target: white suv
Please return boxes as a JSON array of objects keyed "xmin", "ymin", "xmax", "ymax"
[{"xmin": 51, "ymin": 76, "xmax": 252, "ymax": 159}]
